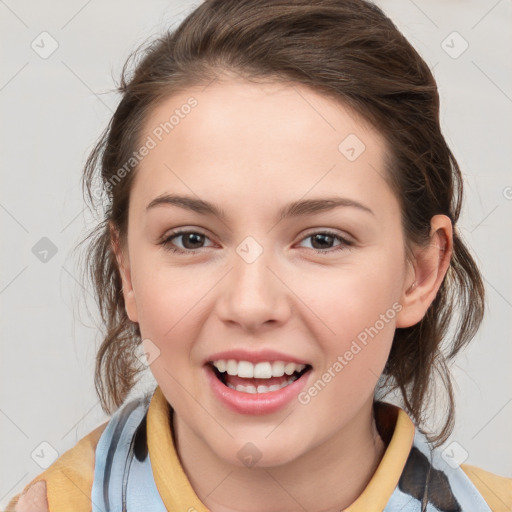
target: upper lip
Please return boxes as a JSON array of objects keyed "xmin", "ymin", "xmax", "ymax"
[{"xmin": 204, "ymin": 349, "xmax": 310, "ymax": 366}]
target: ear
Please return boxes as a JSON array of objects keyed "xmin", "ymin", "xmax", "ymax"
[
  {"xmin": 395, "ymin": 214, "xmax": 453, "ymax": 328},
  {"xmin": 109, "ymin": 221, "xmax": 139, "ymax": 323}
]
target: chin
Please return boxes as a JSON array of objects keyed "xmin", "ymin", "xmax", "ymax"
[{"xmin": 211, "ymin": 434, "xmax": 308, "ymax": 470}]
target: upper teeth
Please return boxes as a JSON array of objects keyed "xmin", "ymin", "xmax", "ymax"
[{"xmin": 212, "ymin": 360, "xmax": 306, "ymax": 379}]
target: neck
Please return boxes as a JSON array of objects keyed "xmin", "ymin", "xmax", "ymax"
[{"xmin": 172, "ymin": 399, "xmax": 387, "ymax": 512}]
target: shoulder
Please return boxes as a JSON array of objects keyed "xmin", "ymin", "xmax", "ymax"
[
  {"xmin": 392, "ymin": 422, "xmax": 512, "ymax": 511},
  {"xmin": 5, "ymin": 421, "xmax": 108, "ymax": 512},
  {"xmin": 461, "ymin": 464, "xmax": 512, "ymax": 512}
]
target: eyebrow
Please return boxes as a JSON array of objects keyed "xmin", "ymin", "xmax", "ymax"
[{"xmin": 146, "ymin": 193, "xmax": 374, "ymax": 220}]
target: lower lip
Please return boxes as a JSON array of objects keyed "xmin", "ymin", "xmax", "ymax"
[{"xmin": 204, "ymin": 365, "xmax": 311, "ymax": 415}]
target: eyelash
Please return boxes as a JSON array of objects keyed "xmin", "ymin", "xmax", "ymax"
[{"xmin": 159, "ymin": 229, "xmax": 353, "ymax": 256}]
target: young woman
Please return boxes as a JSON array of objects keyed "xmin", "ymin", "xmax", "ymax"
[{"xmin": 8, "ymin": 0, "xmax": 511, "ymax": 510}]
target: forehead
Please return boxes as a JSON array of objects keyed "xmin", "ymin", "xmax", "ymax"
[
  {"xmin": 142, "ymin": 77, "xmax": 381, "ymax": 152},
  {"xmin": 130, "ymin": 78, "xmax": 394, "ymax": 217}
]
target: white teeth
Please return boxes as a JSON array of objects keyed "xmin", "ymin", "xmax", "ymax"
[
  {"xmin": 226, "ymin": 359, "xmax": 238, "ymax": 376},
  {"xmin": 271, "ymin": 361, "xmax": 285, "ymax": 377},
  {"xmin": 254, "ymin": 362, "xmax": 272, "ymax": 379},
  {"xmin": 226, "ymin": 378, "xmax": 295, "ymax": 394},
  {"xmin": 215, "ymin": 360, "xmax": 226, "ymax": 372},
  {"xmin": 237, "ymin": 360, "xmax": 254, "ymax": 378},
  {"xmin": 284, "ymin": 362, "xmax": 297, "ymax": 375},
  {"xmin": 212, "ymin": 359, "xmax": 307, "ymax": 378}
]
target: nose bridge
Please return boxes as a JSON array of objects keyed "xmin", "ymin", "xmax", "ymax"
[
  {"xmin": 232, "ymin": 235, "xmax": 277, "ymax": 305},
  {"xmin": 217, "ymin": 235, "xmax": 289, "ymax": 328}
]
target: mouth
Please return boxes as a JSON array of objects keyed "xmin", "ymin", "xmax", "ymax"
[{"xmin": 207, "ymin": 359, "xmax": 313, "ymax": 394}]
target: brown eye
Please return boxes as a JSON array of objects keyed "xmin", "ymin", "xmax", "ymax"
[
  {"xmin": 179, "ymin": 232, "xmax": 206, "ymax": 250},
  {"xmin": 298, "ymin": 231, "xmax": 353, "ymax": 254},
  {"xmin": 161, "ymin": 230, "xmax": 214, "ymax": 254},
  {"xmin": 310, "ymin": 233, "xmax": 336, "ymax": 250}
]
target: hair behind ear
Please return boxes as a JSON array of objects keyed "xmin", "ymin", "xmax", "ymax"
[
  {"xmin": 380, "ymin": 225, "xmax": 484, "ymax": 446},
  {"xmin": 396, "ymin": 215, "xmax": 453, "ymax": 329}
]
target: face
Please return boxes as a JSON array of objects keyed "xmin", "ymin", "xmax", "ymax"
[{"xmin": 114, "ymin": 78, "xmax": 419, "ymax": 467}]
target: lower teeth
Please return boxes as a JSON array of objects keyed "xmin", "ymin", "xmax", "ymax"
[{"xmin": 226, "ymin": 375, "xmax": 299, "ymax": 394}]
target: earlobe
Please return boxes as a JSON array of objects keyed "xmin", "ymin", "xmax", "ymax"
[
  {"xmin": 395, "ymin": 215, "xmax": 453, "ymax": 328},
  {"xmin": 109, "ymin": 222, "xmax": 139, "ymax": 323}
]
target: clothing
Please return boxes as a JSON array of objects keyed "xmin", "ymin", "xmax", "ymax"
[{"xmin": 7, "ymin": 386, "xmax": 512, "ymax": 511}]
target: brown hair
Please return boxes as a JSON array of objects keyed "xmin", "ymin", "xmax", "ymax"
[{"xmin": 76, "ymin": 0, "xmax": 485, "ymax": 446}]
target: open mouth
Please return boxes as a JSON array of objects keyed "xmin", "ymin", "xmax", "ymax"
[{"xmin": 208, "ymin": 360, "xmax": 312, "ymax": 394}]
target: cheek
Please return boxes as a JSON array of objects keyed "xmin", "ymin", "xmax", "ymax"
[
  {"xmin": 304, "ymin": 291, "xmax": 397, "ymax": 414},
  {"xmin": 123, "ymin": 244, "xmax": 202, "ymax": 400},
  {"xmin": 131, "ymin": 263, "xmax": 208, "ymax": 357},
  {"xmin": 133, "ymin": 267, "xmax": 208, "ymax": 405},
  {"xmin": 303, "ymin": 263, "xmax": 402, "ymax": 336},
  {"xmin": 298, "ymin": 257, "xmax": 402, "ymax": 378}
]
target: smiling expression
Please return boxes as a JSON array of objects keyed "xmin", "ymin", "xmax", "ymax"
[{"xmin": 113, "ymin": 77, "xmax": 416, "ymax": 467}]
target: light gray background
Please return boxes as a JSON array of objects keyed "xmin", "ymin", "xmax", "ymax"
[{"xmin": 1, "ymin": 0, "xmax": 511, "ymax": 507}]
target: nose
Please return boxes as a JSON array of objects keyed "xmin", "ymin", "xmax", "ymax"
[{"xmin": 215, "ymin": 245, "xmax": 292, "ymax": 332}]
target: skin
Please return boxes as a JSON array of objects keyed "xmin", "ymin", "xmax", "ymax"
[{"xmin": 112, "ymin": 77, "xmax": 452, "ymax": 511}]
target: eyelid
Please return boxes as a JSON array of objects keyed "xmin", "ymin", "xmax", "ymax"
[
  {"xmin": 298, "ymin": 227, "xmax": 354, "ymax": 244},
  {"xmin": 160, "ymin": 227, "xmax": 354, "ymax": 255},
  {"xmin": 160, "ymin": 228, "xmax": 216, "ymax": 251},
  {"xmin": 295, "ymin": 229, "xmax": 354, "ymax": 253}
]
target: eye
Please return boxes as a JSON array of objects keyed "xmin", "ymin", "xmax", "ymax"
[
  {"xmin": 160, "ymin": 230, "xmax": 215, "ymax": 254},
  {"xmin": 297, "ymin": 230, "xmax": 353, "ymax": 254},
  {"xmin": 159, "ymin": 229, "xmax": 353, "ymax": 255}
]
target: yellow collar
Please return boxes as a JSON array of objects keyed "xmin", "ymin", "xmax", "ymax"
[{"xmin": 147, "ymin": 386, "xmax": 415, "ymax": 511}]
